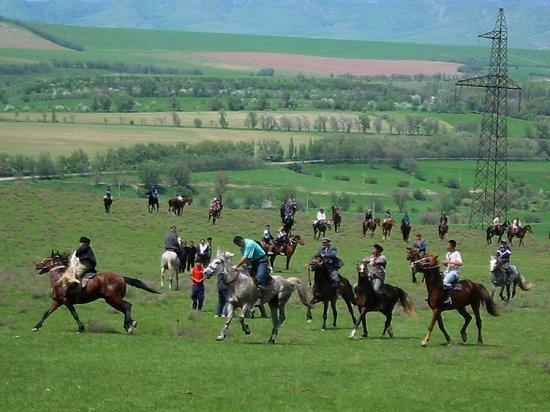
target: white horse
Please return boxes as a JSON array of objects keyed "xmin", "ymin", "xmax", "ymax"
[
  {"xmin": 161, "ymin": 251, "xmax": 180, "ymax": 290},
  {"xmin": 203, "ymin": 251, "xmax": 314, "ymax": 343}
]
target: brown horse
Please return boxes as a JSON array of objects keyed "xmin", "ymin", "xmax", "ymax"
[
  {"xmin": 438, "ymin": 221, "xmax": 448, "ymax": 240},
  {"xmin": 331, "ymin": 206, "xmax": 342, "ymax": 233},
  {"xmin": 168, "ymin": 196, "xmax": 192, "ymax": 215},
  {"xmin": 305, "ymin": 256, "xmax": 357, "ymax": 330},
  {"xmin": 486, "ymin": 221, "xmax": 509, "ymax": 244},
  {"xmin": 349, "ymin": 261, "xmax": 416, "ymax": 339},
  {"xmin": 382, "ymin": 218, "xmax": 395, "ymax": 240},
  {"xmin": 408, "ymin": 252, "xmax": 498, "ymax": 347},
  {"xmin": 33, "ymin": 251, "xmax": 159, "ymax": 334},
  {"xmin": 259, "ymin": 235, "xmax": 305, "ymax": 270},
  {"xmin": 362, "ymin": 218, "xmax": 380, "ymax": 238},
  {"xmin": 313, "ymin": 220, "xmax": 331, "ymax": 240},
  {"xmin": 400, "ymin": 222, "xmax": 411, "ymax": 243},
  {"xmin": 208, "ymin": 204, "xmax": 222, "ymax": 224},
  {"xmin": 507, "ymin": 225, "xmax": 532, "ymax": 247}
]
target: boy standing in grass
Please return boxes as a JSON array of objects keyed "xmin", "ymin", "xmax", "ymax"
[{"xmin": 190, "ymin": 262, "xmax": 205, "ymax": 310}]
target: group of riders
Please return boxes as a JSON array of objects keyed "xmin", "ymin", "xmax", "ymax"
[{"xmin": 491, "ymin": 213, "xmax": 523, "ymax": 234}]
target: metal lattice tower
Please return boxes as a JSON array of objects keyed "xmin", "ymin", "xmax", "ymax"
[{"xmin": 456, "ymin": 8, "xmax": 521, "ymax": 229}]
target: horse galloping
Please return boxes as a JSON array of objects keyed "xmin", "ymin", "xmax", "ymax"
[
  {"xmin": 305, "ymin": 256, "xmax": 357, "ymax": 330},
  {"xmin": 362, "ymin": 218, "xmax": 380, "ymax": 238},
  {"xmin": 489, "ymin": 255, "xmax": 532, "ymax": 302},
  {"xmin": 408, "ymin": 252, "xmax": 498, "ymax": 347},
  {"xmin": 103, "ymin": 196, "xmax": 113, "ymax": 213},
  {"xmin": 259, "ymin": 234, "xmax": 305, "ymax": 270},
  {"xmin": 438, "ymin": 221, "xmax": 449, "ymax": 240},
  {"xmin": 349, "ymin": 261, "xmax": 416, "ymax": 339},
  {"xmin": 208, "ymin": 204, "xmax": 222, "ymax": 224},
  {"xmin": 147, "ymin": 192, "xmax": 159, "ymax": 213},
  {"xmin": 382, "ymin": 218, "xmax": 395, "ymax": 240},
  {"xmin": 33, "ymin": 251, "xmax": 159, "ymax": 334},
  {"xmin": 331, "ymin": 206, "xmax": 342, "ymax": 233},
  {"xmin": 169, "ymin": 196, "xmax": 192, "ymax": 216},
  {"xmin": 400, "ymin": 222, "xmax": 411, "ymax": 243},
  {"xmin": 507, "ymin": 225, "xmax": 532, "ymax": 247},
  {"xmin": 203, "ymin": 251, "xmax": 313, "ymax": 343},
  {"xmin": 161, "ymin": 250, "xmax": 180, "ymax": 290},
  {"xmin": 486, "ymin": 221, "xmax": 509, "ymax": 244},
  {"xmin": 313, "ymin": 220, "xmax": 332, "ymax": 240}
]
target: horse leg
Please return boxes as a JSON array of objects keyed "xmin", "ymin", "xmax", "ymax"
[
  {"xmin": 238, "ymin": 304, "xmax": 251, "ymax": 336},
  {"xmin": 422, "ymin": 309, "xmax": 448, "ymax": 347},
  {"xmin": 470, "ymin": 300, "xmax": 484, "ymax": 345},
  {"xmin": 456, "ymin": 306, "xmax": 472, "ymax": 343},
  {"xmin": 321, "ymin": 301, "xmax": 329, "ymax": 330},
  {"xmin": 435, "ymin": 313, "xmax": 452, "ymax": 346},
  {"xmin": 348, "ymin": 307, "xmax": 367, "ymax": 339},
  {"xmin": 344, "ymin": 296, "xmax": 357, "ymax": 326},
  {"xmin": 218, "ymin": 303, "xmax": 236, "ymax": 341},
  {"xmin": 285, "ymin": 255, "xmax": 291, "ymax": 270},
  {"xmin": 32, "ymin": 300, "xmax": 60, "ymax": 332},
  {"xmin": 330, "ymin": 299, "xmax": 338, "ymax": 328},
  {"xmin": 382, "ymin": 309, "xmax": 394, "ymax": 338},
  {"xmin": 306, "ymin": 297, "xmax": 316, "ymax": 323},
  {"xmin": 106, "ymin": 298, "xmax": 135, "ymax": 334},
  {"xmin": 269, "ymin": 301, "xmax": 284, "ymax": 344},
  {"xmin": 65, "ymin": 303, "xmax": 86, "ymax": 332}
]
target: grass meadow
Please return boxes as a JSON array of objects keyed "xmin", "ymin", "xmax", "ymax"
[{"xmin": 0, "ymin": 184, "xmax": 549, "ymax": 411}]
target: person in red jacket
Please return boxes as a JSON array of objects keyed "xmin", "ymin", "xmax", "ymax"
[{"xmin": 189, "ymin": 262, "xmax": 205, "ymax": 310}]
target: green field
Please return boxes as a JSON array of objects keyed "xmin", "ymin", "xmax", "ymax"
[{"xmin": 0, "ymin": 185, "xmax": 548, "ymax": 411}]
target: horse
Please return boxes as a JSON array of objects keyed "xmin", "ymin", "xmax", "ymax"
[
  {"xmin": 168, "ymin": 196, "xmax": 192, "ymax": 216},
  {"xmin": 382, "ymin": 218, "xmax": 395, "ymax": 240},
  {"xmin": 208, "ymin": 204, "xmax": 222, "ymax": 224},
  {"xmin": 331, "ymin": 206, "xmax": 342, "ymax": 233},
  {"xmin": 305, "ymin": 256, "xmax": 358, "ymax": 330},
  {"xmin": 507, "ymin": 225, "xmax": 532, "ymax": 247},
  {"xmin": 408, "ymin": 252, "xmax": 498, "ymax": 347},
  {"xmin": 161, "ymin": 250, "xmax": 180, "ymax": 290},
  {"xmin": 203, "ymin": 251, "xmax": 313, "ymax": 343},
  {"xmin": 349, "ymin": 261, "xmax": 416, "ymax": 339},
  {"xmin": 282, "ymin": 214, "xmax": 295, "ymax": 235},
  {"xmin": 362, "ymin": 218, "xmax": 380, "ymax": 238},
  {"xmin": 400, "ymin": 221, "xmax": 411, "ymax": 243},
  {"xmin": 103, "ymin": 196, "xmax": 113, "ymax": 213},
  {"xmin": 489, "ymin": 255, "xmax": 532, "ymax": 302},
  {"xmin": 147, "ymin": 191, "xmax": 159, "ymax": 213},
  {"xmin": 33, "ymin": 251, "xmax": 159, "ymax": 334},
  {"xmin": 258, "ymin": 234, "xmax": 305, "ymax": 270},
  {"xmin": 438, "ymin": 221, "xmax": 448, "ymax": 240},
  {"xmin": 312, "ymin": 220, "xmax": 332, "ymax": 240},
  {"xmin": 486, "ymin": 221, "xmax": 509, "ymax": 244}
]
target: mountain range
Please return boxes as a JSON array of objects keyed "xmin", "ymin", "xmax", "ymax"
[{"xmin": 0, "ymin": 0, "xmax": 549, "ymax": 50}]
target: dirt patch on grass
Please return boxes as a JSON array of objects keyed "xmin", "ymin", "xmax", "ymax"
[
  {"xmin": 0, "ymin": 22, "xmax": 66, "ymax": 50},
  {"xmin": 191, "ymin": 52, "xmax": 463, "ymax": 76}
]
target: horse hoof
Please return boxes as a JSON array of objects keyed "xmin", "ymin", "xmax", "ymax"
[
  {"xmin": 131, "ymin": 320, "xmax": 137, "ymax": 328},
  {"xmin": 31, "ymin": 327, "xmax": 40, "ymax": 332},
  {"xmin": 126, "ymin": 327, "xmax": 133, "ymax": 335},
  {"xmin": 306, "ymin": 319, "xmax": 312, "ymax": 323},
  {"xmin": 216, "ymin": 335, "xmax": 225, "ymax": 341},
  {"xmin": 388, "ymin": 329, "xmax": 394, "ymax": 338},
  {"xmin": 421, "ymin": 341, "xmax": 428, "ymax": 347},
  {"xmin": 461, "ymin": 333, "xmax": 467, "ymax": 343}
]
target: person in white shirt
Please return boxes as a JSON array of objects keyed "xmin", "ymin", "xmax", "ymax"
[
  {"xmin": 314, "ymin": 208, "xmax": 327, "ymax": 225},
  {"xmin": 441, "ymin": 239, "xmax": 462, "ymax": 305}
]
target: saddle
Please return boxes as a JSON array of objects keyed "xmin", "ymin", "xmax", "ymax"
[{"xmin": 80, "ymin": 272, "xmax": 97, "ymax": 288}]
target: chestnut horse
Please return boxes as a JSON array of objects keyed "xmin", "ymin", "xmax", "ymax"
[
  {"xmin": 438, "ymin": 221, "xmax": 448, "ymax": 240},
  {"xmin": 258, "ymin": 234, "xmax": 305, "ymax": 270},
  {"xmin": 33, "ymin": 251, "xmax": 159, "ymax": 334},
  {"xmin": 362, "ymin": 218, "xmax": 380, "ymax": 238},
  {"xmin": 349, "ymin": 261, "xmax": 416, "ymax": 339},
  {"xmin": 408, "ymin": 252, "xmax": 498, "ymax": 346},
  {"xmin": 331, "ymin": 206, "xmax": 342, "ymax": 233},
  {"xmin": 507, "ymin": 225, "xmax": 532, "ymax": 247},
  {"xmin": 305, "ymin": 256, "xmax": 357, "ymax": 330},
  {"xmin": 169, "ymin": 196, "xmax": 192, "ymax": 216},
  {"xmin": 382, "ymin": 218, "xmax": 395, "ymax": 240}
]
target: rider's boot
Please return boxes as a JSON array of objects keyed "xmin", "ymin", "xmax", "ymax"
[
  {"xmin": 443, "ymin": 288, "xmax": 452, "ymax": 305},
  {"xmin": 376, "ymin": 291, "xmax": 385, "ymax": 311}
]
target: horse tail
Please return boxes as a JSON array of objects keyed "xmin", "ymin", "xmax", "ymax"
[
  {"xmin": 476, "ymin": 283, "xmax": 499, "ymax": 317},
  {"xmin": 124, "ymin": 277, "xmax": 161, "ymax": 294},
  {"xmin": 286, "ymin": 277, "xmax": 315, "ymax": 309},
  {"xmin": 396, "ymin": 287, "xmax": 416, "ymax": 318},
  {"xmin": 518, "ymin": 275, "xmax": 533, "ymax": 291}
]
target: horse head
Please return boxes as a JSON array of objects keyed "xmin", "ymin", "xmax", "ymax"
[
  {"xmin": 307, "ymin": 256, "xmax": 324, "ymax": 270},
  {"xmin": 356, "ymin": 260, "xmax": 368, "ymax": 278},
  {"xmin": 204, "ymin": 251, "xmax": 234, "ymax": 279},
  {"xmin": 36, "ymin": 250, "xmax": 68, "ymax": 274},
  {"xmin": 410, "ymin": 253, "xmax": 439, "ymax": 274},
  {"xmin": 292, "ymin": 235, "xmax": 305, "ymax": 246}
]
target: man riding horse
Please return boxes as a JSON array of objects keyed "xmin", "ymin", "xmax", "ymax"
[
  {"xmin": 495, "ymin": 240, "xmax": 512, "ymax": 282},
  {"xmin": 58, "ymin": 236, "xmax": 97, "ymax": 287},
  {"xmin": 234, "ymin": 235, "xmax": 270, "ymax": 304},
  {"xmin": 312, "ymin": 238, "xmax": 342, "ymax": 299},
  {"xmin": 358, "ymin": 243, "xmax": 387, "ymax": 310}
]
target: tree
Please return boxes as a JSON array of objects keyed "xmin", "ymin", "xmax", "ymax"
[
  {"xmin": 244, "ymin": 111, "xmax": 258, "ymax": 129},
  {"xmin": 391, "ymin": 188, "xmax": 412, "ymax": 212},
  {"xmin": 137, "ymin": 160, "xmax": 161, "ymax": 187},
  {"xmin": 214, "ymin": 172, "xmax": 229, "ymax": 196},
  {"xmin": 168, "ymin": 162, "xmax": 192, "ymax": 187},
  {"xmin": 288, "ymin": 137, "xmax": 295, "ymax": 160},
  {"xmin": 256, "ymin": 139, "xmax": 284, "ymax": 161},
  {"xmin": 114, "ymin": 92, "xmax": 135, "ymax": 112},
  {"xmin": 171, "ymin": 111, "xmax": 181, "ymax": 127},
  {"xmin": 169, "ymin": 95, "xmax": 181, "ymax": 111},
  {"xmin": 36, "ymin": 152, "xmax": 57, "ymax": 177},
  {"xmin": 358, "ymin": 114, "xmax": 370, "ymax": 133},
  {"xmin": 219, "ymin": 110, "xmax": 229, "ymax": 128}
]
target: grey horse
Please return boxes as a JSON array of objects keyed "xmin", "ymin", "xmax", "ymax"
[
  {"xmin": 489, "ymin": 255, "xmax": 532, "ymax": 302},
  {"xmin": 203, "ymin": 251, "xmax": 314, "ymax": 343},
  {"xmin": 160, "ymin": 250, "xmax": 179, "ymax": 290}
]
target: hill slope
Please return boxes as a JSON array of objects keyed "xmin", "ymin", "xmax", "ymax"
[{"xmin": 0, "ymin": 0, "xmax": 548, "ymax": 50}]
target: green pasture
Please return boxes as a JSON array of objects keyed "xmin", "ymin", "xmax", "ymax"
[{"xmin": 0, "ymin": 185, "xmax": 548, "ymax": 411}]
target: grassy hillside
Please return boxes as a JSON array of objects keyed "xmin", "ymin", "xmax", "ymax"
[{"xmin": 0, "ymin": 185, "xmax": 548, "ymax": 411}]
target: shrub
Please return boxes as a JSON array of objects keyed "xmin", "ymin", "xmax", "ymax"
[
  {"xmin": 397, "ymin": 180, "xmax": 409, "ymax": 187},
  {"xmin": 445, "ymin": 178, "xmax": 461, "ymax": 189},
  {"xmin": 413, "ymin": 189, "xmax": 427, "ymax": 201},
  {"xmin": 364, "ymin": 177, "xmax": 377, "ymax": 184},
  {"xmin": 334, "ymin": 175, "xmax": 350, "ymax": 181}
]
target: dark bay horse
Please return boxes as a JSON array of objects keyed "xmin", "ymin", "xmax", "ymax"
[
  {"xmin": 400, "ymin": 221, "xmax": 411, "ymax": 243},
  {"xmin": 438, "ymin": 221, "xmax": 448, "ymax": 240},
  {"xmin": 33, "ymin": 251, "xmax": 159, "ymax": 334},
  {"xmin": 486, "ymin": 221, "xmax": 509, "ymax": 244},
  {"xmin": 305, "ymin": 256, "xmax": 357, "ymax": 330},
  {"xmin": 489, "ymin": 255, "xmax": 532, "ymax": 302},
  {"xmin": 169, "ymin": 196, "xmax": 192, "ymax": 216},
  {"xmin": 409, "ymin": 252, "xmax": 498, "ymax": 347},
  {"xmin": 280, "ymin": 202, "xmax": 296, "ymax": 235},
  {"xmin": 507, "ymin": 225, "xmax": 532, "ymax": 247},
  {"xmin": 103, "ymin": 196, "xmax": 113, "ymax": 213},
  {"xmin": 208, "ymin": 204, "xmax": 222, "ymax": 224},
  {"xmin": 362, "ymin": 218, "xmax": 380, "ymax": 238},
  {"xmin": 349, "ymin": 261, "xmax": 416, "ymax": 339},
  {"xmin": 382, "ymin": 218, "xmax": 395, "ymax": 240},
  {"xmin": 312, "ymin": 220, "xmax": 331, "ymax": 240},
  {"xmin": 147, "ymin": 192, "xmax": 159, "ymax": 213},
  {"xmin": 259, "ymin": 235, "xmax": 305, "ymax": 270},
  {"xmin": 331, "ymin": 206, "xmax": 342, "ymax": 233}
]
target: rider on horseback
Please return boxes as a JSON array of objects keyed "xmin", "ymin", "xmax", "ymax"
[
  {"xmin": 359, "ymin": 243, "xmax": 387, "ymax": 310},
  {"xmin": 313, "ymin": 208, "xmax": 327, "ymax": 225},
  {"xmin": 440, "ymin": 212, "xmax": 448, "ymax": 224},
  {"xmin": 59, "ymin": 236, "xmax": 97, "ymax": 286},
  {"xmin": 412, "ymin": 233, "xmax": 427, "ymax": 258},
  {"xmin": 233, "ymin": 235, "xmax": 270, "ymax": 305},
  {"xmin": 365, "ymin": 209, "xmax": 373, "ymax": 223},
  {"xmin": 313, "ymin": 238, "xmax": 341, "ymax": 298},
  {"xmin": 274, "ymin": 226, "xmax": 289, "ymax": 254},
  {"xmin": 495, "ymin": 240, "xmax": 512, "ymax": 282},
  {"xmin": 441, "ymin": 239, "xmax": 462, "ymax": 305},
  {"xmin": 150, "ymin": 185, "xmax": 158, "ymax": 198},
  {"xmin": 512, "ymin": 217, "xmax": 522, "ymax": 234},
  {"xmin": 401, "ymin": 212, "xmax": 410, "ymax": 225},
  {"xmin": 165, "ymin": 226, "xmax": 184, "ymax": 268},
  {"xmin": 492, "ymin": 214, "xmax": 502, "ymax": 232},
  {"xmin": 262, "ymin": 224, "xmax": 275, "ymax": 254},
  {"xmin": 104, "ymin": 187, "xmax": 112, "ymax": 200},
  {"xmin": 383, "ymin": 209, "xmax": 392, "ymax": 224}
]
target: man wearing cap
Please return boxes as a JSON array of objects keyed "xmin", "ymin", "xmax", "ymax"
[
  {"xmin": 233, "ymin": 235, "xmax": 270, "ymax": 304},
  {"xmin": 313, "ymin": 237, "xmax": 341, "ymax": 298},
  {"xmin": 59, "ymin": 236, "xmax": 97, "ymax": 286},
  {"xmin": 360, "ymin": 243, "xmax": 387, "ymax": 310},
  {"xmin": 165, "ymin": 226, "xmax": 184, "ymax": 267},
  {"xmin": 495, "ymin": 239, "xmax": 512, "ymax": 282}
]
